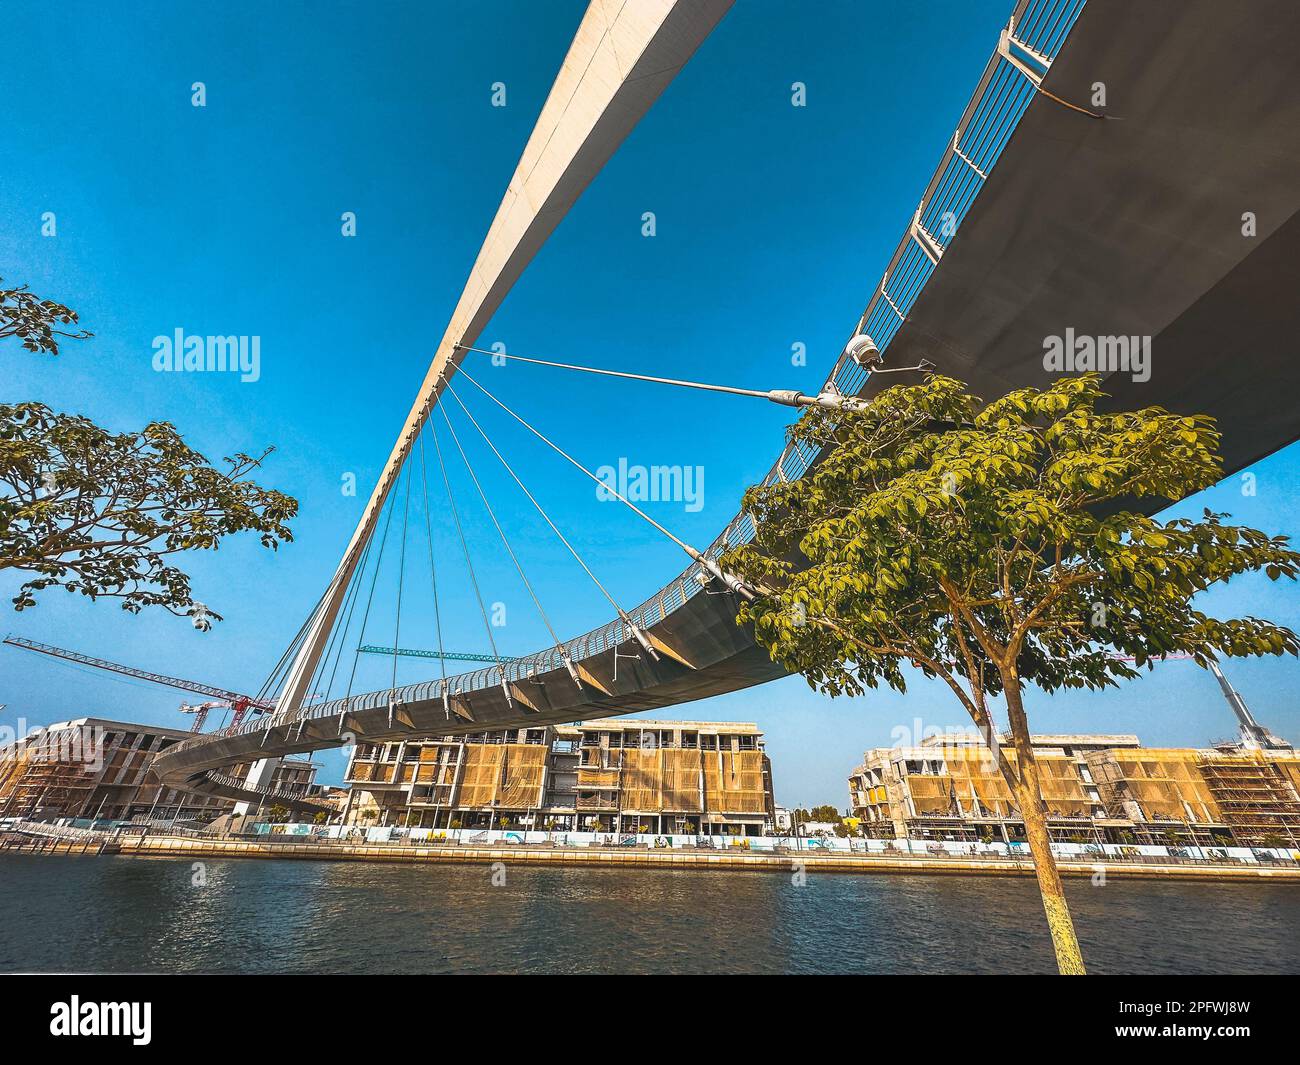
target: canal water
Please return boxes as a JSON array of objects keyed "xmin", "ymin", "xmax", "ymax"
[{"xmin": 1, "ymin": 854, "xmax": 1296, "ymax": 974}]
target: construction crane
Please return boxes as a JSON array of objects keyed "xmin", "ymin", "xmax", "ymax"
[
  {"xmin": 178, "ymin": 700, "xmax": 231, "ymax": 733},
  {"xmin": 1112, "ymin": 652, "xmax": 1292, "ymax": 751},
  {"xmin": 357, "ymin": 644, "xmax": 500, "ymax": 663},
  {"xmin": 3, "ymin": 636, "xmax": 274, "ymax": 731},
  {"xmin": 1206, "ymin": 659, "xmax": 1291, "ymax": 751}
]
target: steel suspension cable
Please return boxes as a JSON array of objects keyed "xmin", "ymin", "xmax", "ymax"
[
  {"xmin": 459, "ymin": 345, "xmax": 779, "ymax": 400},
  {"xmin": 429, "ymin": 411, "xmax": 508, "ymax": 680},
  {"xmin": 451, "ymin": 365, "xmax": 701, "ymax": 559},
  {"xmin": 390, "ymin": 457, "xmax": 414, "ymax": 696},
  {"xmin": 319, "ymin": 527, "xmax": 377, "ymax": 704},
  {"xmin": 437, "ymin": 399, "xmax": 569, "ymax": 658},
  {"xmin": 416, "ymin": 426, "xmax": 449, "ymax": 698},
  {"xmin": 441, "ymin": 374, "xmax": 629, "ymax": 620},
  {"xmin": 314, "ymin": 497, "xmax": 391, "ymax": 707},
  {"xmin": 344, "ymin": 478, "xmax": 400, "ymax": 705},
  {"xmin": 255, "ymin": 581, "xmax": 333, "ymax": 708},
  {"xmin": 302, "ymin": 515, "xmax": 374, "ymax": 707},
  {"xmin": 457, "ymin": 344, "xmax": 868, "ymax": 412},
  {"xmin": 452, "ymin": 364, "xmax": 757, "ymax": 601}
]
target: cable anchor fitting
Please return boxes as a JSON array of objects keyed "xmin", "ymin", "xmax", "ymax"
[
  {"xmin": 616, "ymin": 612, "xmax": 659, "ymax": 661},
  {"xmin": 766, "ymin": 389, "xmax": 867, "ymax": 413},
  {"xmin": 691, "ymin": 555, "xmax": 758, "ymax": 601}
]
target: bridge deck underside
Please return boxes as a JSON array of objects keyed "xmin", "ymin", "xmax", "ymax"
[
  {"xmin": 155, "ymin": 0, "xmax": 1300, "ymax": 799},
  {"xmin": 156, "ymin": 587, "xmax": 786, "ymax": 789},
  {"xmin": 880, "ymin": 0, "xmax": 1300, "ymax": 474}
]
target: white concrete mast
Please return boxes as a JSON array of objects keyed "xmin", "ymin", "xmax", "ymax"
[{"xmin": 238, "ymin": 1, "xmax": 731, "ymax": 805}]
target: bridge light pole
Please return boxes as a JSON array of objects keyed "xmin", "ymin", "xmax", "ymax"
[{"xmin": 844, "ymin": 333, "xmax": 881, "ymax": 367}]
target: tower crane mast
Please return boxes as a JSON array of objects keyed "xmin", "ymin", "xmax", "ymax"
[{"xmin": 1112, "ymin": 653, "xmax": 1292, "ymax": 751}]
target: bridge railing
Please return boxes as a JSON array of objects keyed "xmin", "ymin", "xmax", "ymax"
[
  {"xmin": 794, "ymin": 0, "xmax": 1086, "ymax": 415},
  {"xmin": 166, "ymin": 0, "xmax": 1089, "ymax": 750}
]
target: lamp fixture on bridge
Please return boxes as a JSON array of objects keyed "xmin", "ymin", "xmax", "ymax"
[
  {"xmin": 843, "ymin": 333, "xmax": 881, "ymax": 367},
  {"xmin": 842, "ymin": 333, "xmax": 936, "ymax": 376}
]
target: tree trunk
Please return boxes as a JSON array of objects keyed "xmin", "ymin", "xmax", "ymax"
[{"xmin": 1004, "ymin": 678, "xmax": 1087, "ymax": 975}]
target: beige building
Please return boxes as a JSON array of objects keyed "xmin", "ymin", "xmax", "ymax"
[
  {"xmin": 0, "ymin": 716, "xmax": 319, "ymax": 823},
  {"xmin": 344, "ymin": 719, "xmax": 775, "ymax": 836},
  {"xmin": 849, "ymin": 733, "xmax": 1300, "ymax": 847}
]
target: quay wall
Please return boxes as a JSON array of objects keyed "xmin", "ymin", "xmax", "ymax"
[{"xmin": 8, "ymin": 833, "xmax": 1299, "ymax": 882}]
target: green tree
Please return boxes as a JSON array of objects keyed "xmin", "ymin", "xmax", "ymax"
[
  {"xmin": 724, "ymin": 373, "xmax": 1299, "ymax": 974},
  {"xmin": 0, "ymin": 278, "xmax": 92, "ymax": 355},
  {"xmin": 1, "ymin": 403, "xmax": 297, "ymax": 624},
  {"xmin": 2, "ymin": 280, "xmax": 296, "ymax": 625}
]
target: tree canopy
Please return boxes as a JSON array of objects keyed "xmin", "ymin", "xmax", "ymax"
[
  {"xmin": 724, "ymin": 373, "xmax": 1299, "ymax": 717},
  {"xmin": 0, "ymin": 403, "xmax": 297, "ymax": 626},
  {"xmin": 2, "ymin": 278, "xmax": 297, "ymax": 627},
  {"xmin": 0, "ymin": 277, "xmax": 92, "ymax": 355},
  {"xmin": 723, "ymin": 372, "xmax": 1300, "ymax": 974}
]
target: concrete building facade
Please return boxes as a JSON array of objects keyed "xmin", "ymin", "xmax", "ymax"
[
  {"xmin": 0, "ymin": 717, "xmax": 319, "ymax": 822},
  {"xmin": 849, "ymin": 733, "xmax": 1300, "ymax": 847},
  {"xmin": 344, "ymin": 719, "xmax": 775, "ymax": 836}
]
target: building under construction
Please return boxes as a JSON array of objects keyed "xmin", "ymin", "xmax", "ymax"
[
  {"xmin": 850, "ymin": 661, "xmax": 1300, "ymax": 847},
  {"xmin": 849, "ymin": 733, "xmax": 1300, "ymax": 847},
  {"xmin": 344, "ymin": 719, "xmax": 776, "ymax": 835},
  {"xmin": 0, "ymin": 717, "xmax": 320, "ymax": 822}
]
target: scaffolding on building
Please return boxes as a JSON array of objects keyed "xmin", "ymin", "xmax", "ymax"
[
  {"xmin": 0, "ymin": 751, "xmax": 96, "ymax": 818},
  {"xmin": 1197, "ymin": 752, "xmax": 1300, "ymax": 846}
]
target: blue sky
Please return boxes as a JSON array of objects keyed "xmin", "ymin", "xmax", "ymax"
[{"xmin": 2, "ymin": 0, "xmax": 1297, "ymax": 806}]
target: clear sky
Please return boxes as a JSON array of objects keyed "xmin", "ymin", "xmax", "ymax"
[{"xmin": 2, "ymin": 0, "xmax": 1297, "ymax": 807}]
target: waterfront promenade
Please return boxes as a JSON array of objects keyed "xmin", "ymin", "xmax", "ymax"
[{"xmin": 6, "ymin": 829, "xmax": 1299, "ymax": 883}]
